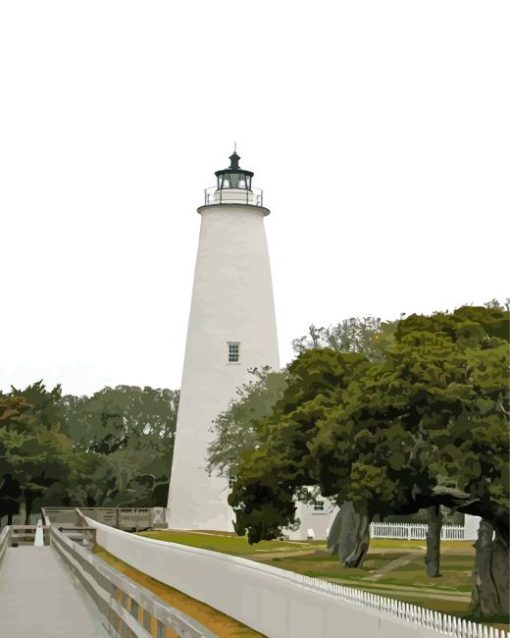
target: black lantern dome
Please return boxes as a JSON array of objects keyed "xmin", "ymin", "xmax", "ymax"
[{"xmin": 215, "ymin": 150, "xmax": 254, "ymax": 191}]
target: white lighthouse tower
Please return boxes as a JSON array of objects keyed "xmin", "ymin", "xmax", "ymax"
[{"xmin": 167, "ymin": 150, "xmax": 280, "ymax": 531}]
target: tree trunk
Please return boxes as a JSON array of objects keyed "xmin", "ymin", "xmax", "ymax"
[
  {"xmin": 327, "ymin": 502, "xmax": 371, "ymax": 568},
  {"xmin": 342, "ymin": 506, "xmax": 371, "ymax": 568},
  {"xmin": 471, "ymin": 519, "xmax": 509, "ymax": 618},
  {"xmin": 425, "ymin": 504, "xmax": 442, "ymax": 577}
]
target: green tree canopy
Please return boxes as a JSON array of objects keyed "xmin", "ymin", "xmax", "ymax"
[
  {"xmin": 223, "ymin": 306, "xmax": 509, "ymax": 616},
  {"xmin": 61, "ymin": 385, "xmax": 179, "ymax": 507},
  {"xmin": 1, "ymin": 383, "xmax": 179, "ymax": 519},
  {"xmin": 0, "ymin": 382, "xmax": 72, "ymax": 522},
  {"xmin": 207, "ymin": 367, "xmax": 289, "ymax": 479},
  {"xmin": 292, "ymin": 316, "xmax": 396, "ymax": 361}
]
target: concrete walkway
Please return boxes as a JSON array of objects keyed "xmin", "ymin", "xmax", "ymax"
[{"xmin": 0, "ymin": 546, "xmax": 109, "ymax": 637}]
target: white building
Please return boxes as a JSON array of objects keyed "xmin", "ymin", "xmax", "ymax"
[
  {"xmin": 286, "ymin": 498, "xmax": 339, "ymax": 541},
  {"xmin": 167, "ymin": 151, "xmax": 280, "ymax": 531},
  {"xmin": 286, "ymin": 505, "xmax": 481, "ymax": 542}
]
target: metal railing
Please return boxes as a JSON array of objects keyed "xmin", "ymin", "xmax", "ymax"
[
  {"xmin": 78, "ymin": 507, "xmax": 166, "ymax": 531},
  {"xmin": 0, "ymin": 526, "xmax": 10, "ymax": 566},
  {"xmin": 10, "ymin": 524, "xmax": 50, "ymax": 546},
  {"xmin": 50, "ymin": 526, "xmax": 215, "ymax": 638},
  {"xmin": 41, "ymin": 506, "xmax": 167, "ymax": 531},
  {"xmin": 203, "ymin": 186, "xmax": 264, "ymax": 207}
]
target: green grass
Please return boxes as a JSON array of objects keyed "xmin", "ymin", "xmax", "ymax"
[
  {"xmin": 368, "ymin": 539, "xmax": 474, "ymax": 552},
  {"xmin": 138, "ymin": 531, "xmax": 508, "ymax": 631},
  {"xmin": 369, "ymin": 539, "xmax": 427, "ymax": 549},
  {"xmin": 270, "ymin": 551, "xmax": 474, "ymax": 590},
  {"xmin": 137, "ymin": 530, "xmax": 308, "ymax": 555}
]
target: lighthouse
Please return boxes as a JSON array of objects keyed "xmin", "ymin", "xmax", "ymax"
[{"xmin": 167, "ymin": 150, "xmax": 280, "ymax": 531}]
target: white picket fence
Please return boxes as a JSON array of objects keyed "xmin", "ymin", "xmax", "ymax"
[
  {"xmin": 370, "ymin": 522, "xmax": 465, "ymax": 541},
  {"xmin": 293, "ymin": 574, "xmax": 509, "ymax": 638}
]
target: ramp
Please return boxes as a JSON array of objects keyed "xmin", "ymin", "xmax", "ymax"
[{"xmin": 0, "ymin": 546, "xmax": 109, "ymax": 638}]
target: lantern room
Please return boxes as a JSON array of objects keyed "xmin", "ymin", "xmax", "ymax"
[{"xmin": 214, "ymin": 150, "xmax": 254, "ymax": 191}]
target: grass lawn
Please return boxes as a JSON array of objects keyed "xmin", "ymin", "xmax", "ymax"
[
  {"xmin": 138, "ymin": 531, "xmax": 509, "ymax": 632},
  {"xmin": 262, "ymin": 547, "xmax": 474, "ymax": 594},
  {"xmin": 137, "ymin": 529, "xmax": 310, "ymax": 555}
]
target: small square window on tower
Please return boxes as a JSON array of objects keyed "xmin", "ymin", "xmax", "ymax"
[{"xmin": 228, "ymin": 342, "xmax": 240, "ymax": 363}]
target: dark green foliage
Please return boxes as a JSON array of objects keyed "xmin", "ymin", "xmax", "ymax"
[
  {"xmin": 60, "ymin": 385, "xmax": 178, "ymax": 508},
  {"xmin": 207, "ymin": 367, "xmax": 288, "ymax": 479},
  {"xmin": 229, "ymin": 477, "xmax": 297, "ymax": 544},
  {"xmin": 0, "ymin": 383, "xmax": 72, "ymax": 522},
  {"xmin": 229, "ymin": 306, "xmax": 509, "ymax": 537},
  {"xmin": 0, "ymin": 383, "xmax": 178, "ymax": 521},
  {"xmin": 217, "ymin": 306, "xmax": 509, "ymax": 616},
  {"xmin": 292, "ymin": 317, "xmax": 397, "ymax": 361},
  {"xmin": 226, "ymin": 349, "xmax": 373, "ymax": 543}
]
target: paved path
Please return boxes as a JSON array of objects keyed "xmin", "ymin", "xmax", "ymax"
[
  {"xmin": 0, "ymin": 546, "xmax": 109, "ymax": 638},
  {"xmin": 363, "ymin": 550, "xmax": 424, "ymax": 581}
]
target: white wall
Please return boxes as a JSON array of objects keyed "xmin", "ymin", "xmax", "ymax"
[
  {"xmin": 85, "ymin": 516, "xmax": 458, "ymax": 638},
  {"xmin": 289, "ymin": 505, "xmax": 482, "ymax": 543},
  {"xmin": 463, "ymin": 515, "xmax": 481, "ymax": 541},
  {"xmin": 287, "ymin": 501, "xmax": 338, "ymax": 541}
]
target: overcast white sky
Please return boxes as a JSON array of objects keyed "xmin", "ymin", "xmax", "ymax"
[{"xmin": 0, "ymin": 1, "xmax": 508, "ymax": 396}]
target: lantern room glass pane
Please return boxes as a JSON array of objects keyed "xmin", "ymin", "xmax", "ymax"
[{"xmin": 216, "ymin": 171, "xmax": 251, "ymax": 190}]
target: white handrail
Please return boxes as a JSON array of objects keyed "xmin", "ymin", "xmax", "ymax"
[{"xmin": 203, "ymin": 186, "xmax": 264, "ymax": 207}]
